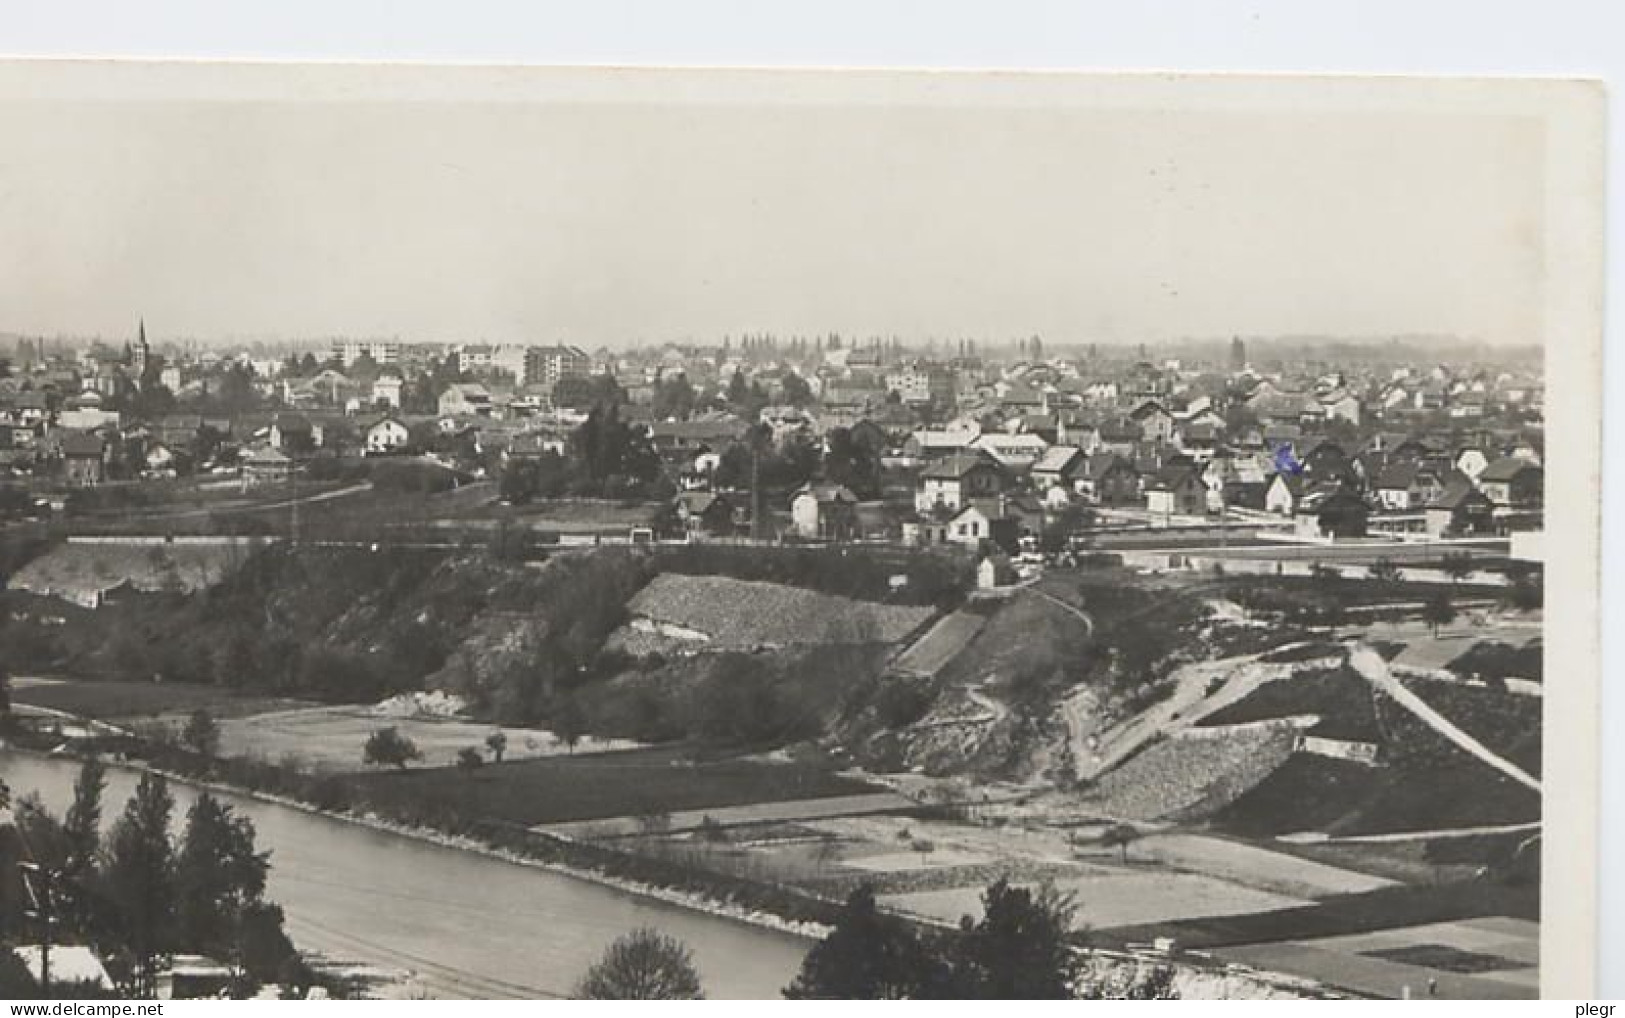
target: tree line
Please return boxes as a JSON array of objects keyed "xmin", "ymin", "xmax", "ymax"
[
  {"xmin": 572, "ymin": 879, "xmax": 1178, "ymax": 1000},
  {"xmin": 1, "ymin": 760, "xmax": 304, "ymax": 998}
]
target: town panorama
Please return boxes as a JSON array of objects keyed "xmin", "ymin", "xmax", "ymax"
[{"xmin": 1, "ymin": 324, "xmax": 1544, "ymax": 999}]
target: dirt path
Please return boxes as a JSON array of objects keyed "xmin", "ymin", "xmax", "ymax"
[
  {"xmin": 1287, "ymin": 821, "xmax": 1541, "ymax": 845},
  {"xmin": 1347, "ymin": 644, "xmax": 1540, "ymax": 793},
  {"xmin": 1074, "ymin": 642, "xmax": 1325, "ymax": 782},
  {"xmin": 1023, "ymin": 585, "xmax": 1095, "ymax": 638},
  {"xmin": 132, "ymin": 482, "xmax": 374, "ymax": 520}
]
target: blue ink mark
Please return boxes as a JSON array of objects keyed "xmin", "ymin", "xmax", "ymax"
[{"xmin": 1272, "ymin": 442, "xmax": 1304, "ymax": 476}]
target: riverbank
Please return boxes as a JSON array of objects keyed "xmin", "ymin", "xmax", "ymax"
[
  {"xmin": 3, "ymin": 729, "xmax": 1333, "ymax": 1000},
  {"xmin": 2, "ymin": 747, "xmax": 816, "ymax": 999},
  {"xmin": 2, "ymin": 733, "xmax": 836, "ymax": 945}
]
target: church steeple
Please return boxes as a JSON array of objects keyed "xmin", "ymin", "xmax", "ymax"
[{"xmin": 134, "ymin": 317, "xmax": 150, "ymax": 374}]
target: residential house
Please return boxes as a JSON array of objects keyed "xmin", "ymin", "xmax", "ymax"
[
  {"xmin": 1455, "ymin": 446, "xmax": 1491, "ymax": 481},
  {"xmin": 241, "ymin": 445, "xmax": 295, "ymax": 487},
  {"xmin": 1297, "ymin": 439, "xmax": 1352, "ymax": 481},
  {"xmin": 1476, "ymin": 457, "xmax": 1543, "ymax": 510},
  {"xmin": 1425, "ymin": 476, "xmax": 1496, "ymax": 537},
  {"xmin": 1095, "ymin": 419, "xmax": 1141, "ymax": 457},
  {"xmin": 853, "ymin": 501, "xmax": 901, "ymax": 542},
  {"xmin": 1078, "ymin": 453, "xmax": 1140, "ymax": 506},
  {"xmin": 438, "ymin": 383, "xmax": 494, "ymax": 418},
  {"xmin": 143, "ymin": 440, "xmax": 180, "ymax": 475},
  {"xmin": 1373, "ymin": 461, "xmax": 1445, "ymax": 511},
  {"xmin": 269, "ymin": 413, "xmax": 317, "ymax": 454},
  {"xmin": 649, "ymin": 419, "xmax": 748, "ymax": 458},
  {"xmin": 1318, "ymin": 390, "xmax": 1362, "ymax": 426},
  {"xmin": 58, "ymin": 430, "xmax": 107, "ymax": 485},
  {"xmin": 1261, "ymin": 422, "xmax": 1303, "ymax": 455},
  {"xmin": 1029, "ymin": 445, "xmax": 1088, "ymax": 491},
  {"xmin": 946, "ymin": 499, "xmax": 1018, "ymax": 553},
  {"xmin": 995, "ymin": 378, "xmax": 1048, "ymax": 413},
  {"xmin": 915, "ymin": 452, "xmax": 1005, "ymax": 514},
  {"xmin": 1145, "ymin": 462, "xmax": 1208, "ymax": 518},
  {"xmin": 1175, "ymin": 421, "xmax": 1224, "ymax": 460},
  {"xmin": 903, "ymin": 425, "xmax": 979, "ymax": 461},
  {"xmin": 365, "ymin": 416, "xmax": 412, "ymax": 455},
  {"xmin": 508, "ymin": 429, "xmax": 569, "ymax": 460},
  {"xmin": 372, "ymin": 374, "xmax": 404, "ymax": 409},
  {"xmin": 969, "ymin": 431, "xmax": 1049, "ymax": 470},
  {"xmin": 1294, "ymin": 485, "xmax": 1370, "ymax": 539},
  {"xmin": 6, "ymin": 390, "xmax": 50, "ymax": 426},
  {"xmin": 1129, "ymin": 400, "xmax": 1176, "ymax": 443},
  {"xmin": 790, "ymin": 483, "xmax": 860, "ymax": 540},
  {"xmin": 675, "ymin": 490, "xmax": 740, "ymax": 536}
]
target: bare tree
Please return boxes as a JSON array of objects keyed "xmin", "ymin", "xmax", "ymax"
[
  {"xmin": 1100, "ymin": 823, "xmax": 1141, "ymax": 864},
  {"xmin": 575, "ymin": 928, "xmax": 704, "ymax": 999}
]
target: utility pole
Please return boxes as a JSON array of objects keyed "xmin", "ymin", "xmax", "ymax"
[
  {"xmin": 749, "ymin": 441, "xmax": 762, "ymax": 543},
  {"xmin": 19, "ymin": 861, "xmax": 58, "ymax": 995}
]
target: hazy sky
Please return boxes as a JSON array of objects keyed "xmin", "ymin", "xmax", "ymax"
[{"xmin": 0, "ymin": 91, "xmax": 1545, "ymax": 347}]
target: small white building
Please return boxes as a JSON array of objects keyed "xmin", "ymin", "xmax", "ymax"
[
  {"xmin": 365, "ymin": 416, "xmax": 412, "ymax": 455},
  {"xmin": 373, "ymin": 374, "xmax": 404, "ymax": 409}
]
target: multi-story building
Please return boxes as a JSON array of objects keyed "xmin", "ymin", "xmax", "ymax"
[
  {"xmin": 331, "ymin": 339, "xmax": 403, "ymax": 368},
  {"xmin": 524, "ymin": 344, "xmax": 591, "ymax": 390},
  {"xmin": 884, "ymin": 362, "xmax": 953, "ymax": 406}
]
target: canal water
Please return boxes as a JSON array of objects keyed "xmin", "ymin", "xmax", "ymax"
[{"xmin": 0, "ymin": 752, "xmax": 811, "ymax": 999}]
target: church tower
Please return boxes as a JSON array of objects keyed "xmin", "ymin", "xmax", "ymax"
[{"xmin": 133, "ymin": 317, "xmax": 151, "ymax": 381}]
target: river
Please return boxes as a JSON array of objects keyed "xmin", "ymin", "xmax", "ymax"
[{"xmin": 0, "ymin": 752, "xmax": 812, "ymax": 999}]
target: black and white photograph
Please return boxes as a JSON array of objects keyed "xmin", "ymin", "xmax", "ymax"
[{"xmin": 0, "ymin": 59, "xmax": 1604, "ymax": 1000}]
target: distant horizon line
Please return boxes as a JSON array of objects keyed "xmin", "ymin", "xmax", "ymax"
[{"xmin": 1, "ymin": 327, "xmax": 1543, "ymax": 356}]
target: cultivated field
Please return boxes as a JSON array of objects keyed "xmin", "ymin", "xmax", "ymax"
[
  {"xmin": 1215, "ymin": 917, "xmax": 1538, "ymax": 1000},
  {"xmin": 881, "ymin": 867, "xmax": 1307, "ymax": 931},
  {"xmin": 216, "ymin": 705, "xmax": 628, "ymax": 772},
  {"xmin": 9, "ymin": 676, "xmax": 310, "ymax": 722},
  {"xmin": 344, "ymin": 746, "xmax": 879, "ymax": 827}
]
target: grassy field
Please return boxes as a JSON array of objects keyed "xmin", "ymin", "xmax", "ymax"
[
  {"xmin": 1093, "ymin": 879, "xmax": 1538, "ymax": 948},
  {"xmin": 9, "ymin": 677, "xmax": 309, "ymax": 721},
  {"xmin": 215, "ymin": 706, "xmax": 633, "ymax": 772},
  {"xmin": 882, "ymin": 868, "xmax": 1307, "ymax": 931},
  {"xmin": 344, "ymin": 746, "xmax": 879, "ymax": 827}
]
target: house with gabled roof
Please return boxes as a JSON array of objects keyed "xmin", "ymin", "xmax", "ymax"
[
  {"xmin": 1176, "ymin": 421, "xmax": 1224, "ymax": 460},
  {"xmin": 1477, "ymin": 457, "xmax": 1543, "ymax": 509},
  {"xmin": 790, "ymin": 483, "xmax": 859, "ymax": 540},
  {"xmin": 1374, "ymin": 460, "xmax": 1440, "ymax": 511},
  {"xmin": 1095, "ymin": 418, "xmax": 1141, "ymax": 457},
  {"xmin": 1145, "ymin": 462, "xmax": 1207, "ymax": 518},
  {"xmin": 1129, "ymin": 399, "xmax": 1176, "ymax": 443},
  {"xmin": 1265, "ymin": 472, "xmax": 1306, "ymax": 515},
  {"xmin": 1425, "ymin": 474, "xmax": 1495, "ymax": 537},
  {"xmin": 57, "ymin": 429, "xmax": 107, "ymax": 486},
  {"xmin": 969, "ymin": 431, "xmax": 1049, "ymax": 469},
  {"xmin": 241, "ymin": 444, "xmax": 294, "ymax": 487},
  {"xmin": 364, "ymin": 415, "xmax": 412, "ymax": 455},
  {"xmin": 915, "ymin": 451, "xmax": 1005, "ymax": 515},
  {"xmin": 1294, "ymin": 484, "xmax": 1370, "ymax": 539},
  {"xmin": 946, "ymin": 498, "xmax": 1020, "ymax": 554},
  {"xmin": 1030, "ymin": 444, "xmax": 1088, "ymax": 491},
  {"xmin": 1078, "ymin": 453, "xmax": 1139, "ymax": 506}
]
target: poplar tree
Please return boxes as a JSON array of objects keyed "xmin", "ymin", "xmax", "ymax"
[{"xmin": 102, "ymin": 773, "xmax": 176, "ymax": 997}]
